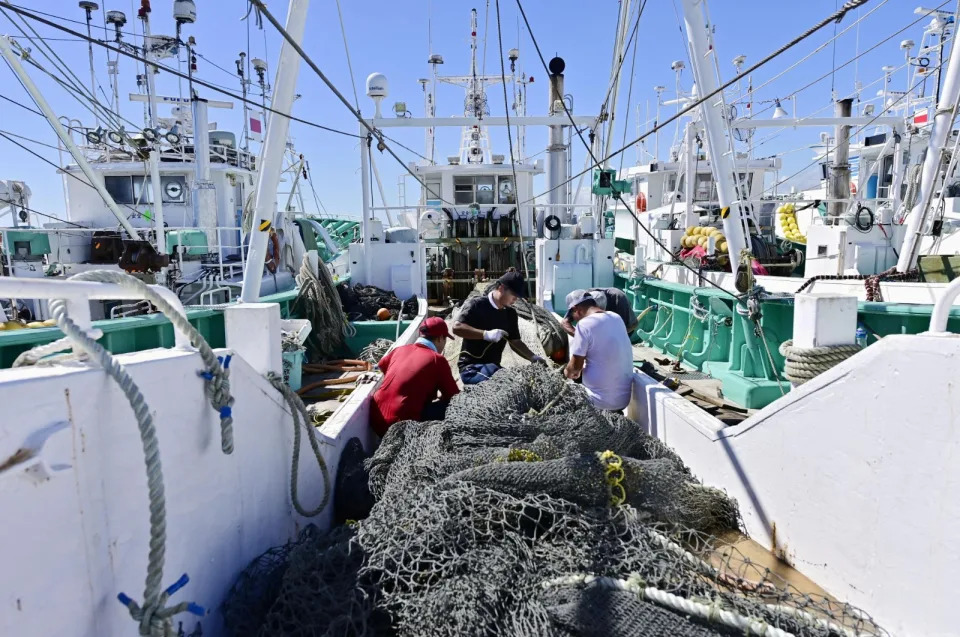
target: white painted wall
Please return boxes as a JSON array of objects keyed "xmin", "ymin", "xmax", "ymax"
[
  {"xmin": 0, "ymin": 348, "xmax": 331, "ymax": 636},
  {"xmin": 629, "ymin": 333, "xmax": 960, "ymax": 636}
]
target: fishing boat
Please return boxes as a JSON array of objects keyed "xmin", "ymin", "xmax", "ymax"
[{"xmin": 0, "ymin": 0, "xmax": 958, "ymax": 636}]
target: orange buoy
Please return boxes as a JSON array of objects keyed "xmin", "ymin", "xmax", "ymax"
[
  {"xmin": 376, "ymin": 308, "xmax": 391, "ymax": 321},
  {"xmin": 636, "ymin": 192, "xmax": 647, "ymax": 212}
]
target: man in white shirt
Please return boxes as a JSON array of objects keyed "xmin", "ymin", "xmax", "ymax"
[{"xmin": 562, "ymin": 290, "xmax": 635, "ymax": 411}]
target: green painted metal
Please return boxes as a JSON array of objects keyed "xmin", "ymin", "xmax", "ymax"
[
  {"xmin": 165, "ymin": 229, "xmax": 209, "ymax": 256},
  {"xmin": 0, "ymin": 276, "xmax": 371, "ymax": 370},
  {"xmin": 617, "ymin": 273, "xmax": 960, "ymax": 410},
  {"xmin": 2, "ymin": 230, "xmax": 51, "ymax": 257}
]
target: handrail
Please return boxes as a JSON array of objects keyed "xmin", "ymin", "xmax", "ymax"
[
  {"xmin": 0, "ymin": 277, "xmax": 191, "ymax": 349},
  {"xmin": 928, "ymin": 276, "xmax": 960, "ymax": 333}
]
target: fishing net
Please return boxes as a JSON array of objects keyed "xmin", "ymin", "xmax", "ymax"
[
  {"xmin": 223, "ymin": 364, "xmax": 886, "ymax": 637},
  {"xmin": 338, "ymin": 283, "xmax": 418, "ymax": 321},
  {"xmin": 291, "ymin": 256, "xmax": 354, "ymax": 362},
  {"xmin": 356, "ymin": 338, "xmax": 393, "ymax": 366}
]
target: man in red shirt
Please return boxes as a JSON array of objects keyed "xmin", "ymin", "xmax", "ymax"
[{"xmin": 370, "ymin": 316, "xmax": 460, "ymax": 436}]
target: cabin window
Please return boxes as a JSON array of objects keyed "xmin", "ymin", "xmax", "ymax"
[
  {"xmin": 454, "ymin": 176, "xmax": 474, "ymax": 205},
  {"xmin": 475, "ymin": 176, "xmax": 495, "ymax": 204},
  {"xmin": 424, "ymin": 178, "xmax": 442, "ymax": 206},
  {"xmin": 498, "ymin": 176, "xmax": 515, "ymax": 203},
  {"xmin": 104, "ymin": 175, "xmax": 134, "ymax": 204},
  {"xmin": 453, "ymin": 175, "xmax": 516, "ymax": 205},
  {"xmin": 103, "ymin": 175, "xmax": 187, "ymax": 205}
]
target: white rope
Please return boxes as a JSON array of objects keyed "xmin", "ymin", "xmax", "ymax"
[
  {"xmin": 778, "ymin": 339, "xmax": 862, "ymax": 384},
  {"xmin": 541, "ymin": 573, "xmax": 794, "ymax": 637}
]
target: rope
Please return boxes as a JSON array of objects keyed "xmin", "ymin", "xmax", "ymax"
[
  {"xmin": 778, "ymin": 339, "xmax": 861, "ymax": 385},
  {"xmin": 266, "ymin": 372, "xmax": 332, "ymax": 517},
  {"xmin": 11, "ymin": 272, "xmax": 221, "ymax": 635},
  {"xmin": 541, "ymin": 573, "xmax": 794, "ymax": 637}
]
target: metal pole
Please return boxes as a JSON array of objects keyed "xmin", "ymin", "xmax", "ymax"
[
  {"xmin": 239, "ymin": 52, "xmax": 250, "ymax": 151},
  {"xmin": 360, "ymin": 130, "xmax": 372, "ymax": 283},
  {"xmin": 140, "ymin": 10, "xmax": 166, "ymax": 262},
  {"xmin": 678, "ymin": 0, "xmax": 746, "ymax": 266},
  {"xmin": 828, "ymin": 98, "xmax": 853, "ymax": 219},
  {"xmin": 0, "ymin": 36, "xmax": 142, "ymax": 240},
  {"xmin": 239, "ymin": 0, "xmax": 310, "ymax": 303},
  {"xmin": 897, "ymin": 22, "xmax": 960, "ymax": 271},
  {"xmin": 80, "ymin": 1, "xmax": 100, "ymax": 127},
  {"xmin": 369, "ymin": 153, "xmax": 396, "ymax": 227},
  {"xmin": 547, "ymin": 65, "xmax": 568, "ymax": 223}
]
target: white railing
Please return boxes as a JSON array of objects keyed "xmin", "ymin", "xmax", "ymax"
[
  {"xmin": 929, "ymin": 276, "xmax": 960, "ymax": 333},
  {"xmin": 0, "ymin": 277, "xmax": 191, "ymax": 348}
]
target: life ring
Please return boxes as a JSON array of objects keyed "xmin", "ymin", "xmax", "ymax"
[
  {"xmin": 265, "ymin": 230, "xmax": 281, "ymax": 273},
  {"xmin": 636, "ymin": 192, "xmax": 647, "ymax": 212}
]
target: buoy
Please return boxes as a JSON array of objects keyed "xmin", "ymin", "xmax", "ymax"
[{"xmin": 376, "ymin": 308, "xmax": 391, "ymax": 321}]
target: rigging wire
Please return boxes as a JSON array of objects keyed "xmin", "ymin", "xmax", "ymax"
[
  {"xmin": 519, "ymin": 0, "xmax": 876, "ymax": 207},
  {"xmin": 513, "ymin": 0, "xmax": 743, "ymax": 303},
  {"xmin": 0, "ymin": 1, "xmax": 364, "ymax": 140},
  {"xmin": 494, "ymin": 0, "xmax": 528, "ymax": 281},
  {"xmin": 247, "ymin": 0, "xmax": 454, "ymax": 206},
  {"xmin": 618, "ymin": 2, "xmax": 642, "ymax": 174},
  {"xmin": 333, "ymin": 0, "xmax": 361, "ymax": 112},
  {"xmin": 728, "ymin": 0, "xmax": 890, "ymax": 107},
  {"xmin": 756, "ymin": 61, "xmax": 947, "ymax": 198}
]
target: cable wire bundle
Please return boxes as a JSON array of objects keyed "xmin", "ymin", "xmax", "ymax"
[{"xmin": 222, "ymin": 365, "xmax": 886, "ymax": 637}]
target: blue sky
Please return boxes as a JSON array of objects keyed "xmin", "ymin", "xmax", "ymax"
[{"xmin": 0, "ymin": 0, "xmax": 939, "ymax": 222}]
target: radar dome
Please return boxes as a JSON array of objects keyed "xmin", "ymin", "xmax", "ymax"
[{"xmin": 366, "ymin": 72, "xmax": 389, "ymax": 99}]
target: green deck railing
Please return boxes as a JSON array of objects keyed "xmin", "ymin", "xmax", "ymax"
[
  {"xmin": 0, "ymin": 277, "xmax": 409, "ymax": 369},
  {"xmin": 617, "ymin": 273, "xmax": 960, "ymax": 409}
]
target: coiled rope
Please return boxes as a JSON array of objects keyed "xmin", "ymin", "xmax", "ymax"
[
  {"xmin": 777, "ymin": 339, "xmax": 862, "ymax": 385},
  {"xmin": 266, "ymin": 372, "xmax": 332, "ymax": 517}
]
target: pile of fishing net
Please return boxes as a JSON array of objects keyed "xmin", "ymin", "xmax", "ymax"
[
  {"xmin": 223, "ymin": 365, "xmax": 886, "ymax": 636},
  {"xmin": 337, "ymin": 283, "xmax": 418, "ymax": 321}
]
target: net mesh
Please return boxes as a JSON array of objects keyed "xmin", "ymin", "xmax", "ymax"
[{"xmin": 223, "ymin": 364, "xmax": 887, "ymax": 637}]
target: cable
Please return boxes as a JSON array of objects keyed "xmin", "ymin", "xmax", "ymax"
[
  {"xmin": 494, "ymin": 0, "xmax": 528, "ymax": 283},
  {"xmin": 520, "ymin": 0, "xmax": 874, "ymax": 207},
  {"xmin": 248, "ymin": 0, "xmax": 453, "ymax": 206},
  {"xmin": 514, "ymin": 0, "xmax": 743, "ymax": 303},
  {"xmin": 0, "ymin": 2, "xmax": 363, "ymax": 140}
]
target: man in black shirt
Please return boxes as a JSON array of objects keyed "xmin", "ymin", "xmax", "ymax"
[{"xmin": 453, "ymin": 271, "xmax": 544, "ymax": 384}]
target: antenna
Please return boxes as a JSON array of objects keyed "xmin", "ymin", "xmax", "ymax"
[
  {"xmin": 79, "ymin": 2, "xmax": 100, "ymax": 126},
  {"xmin": 366, "ymin": 72, "xmax": 389, "ymax": 118}
]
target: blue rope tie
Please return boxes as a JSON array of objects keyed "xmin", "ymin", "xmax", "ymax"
[{"xmin": 219, "ymin": 406, "xmax": 232, "ymax": 419}]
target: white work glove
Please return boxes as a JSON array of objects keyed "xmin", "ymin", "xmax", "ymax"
[{"xmin": 483, "ymin": 329, "xmax": 508, "ymax": 342}]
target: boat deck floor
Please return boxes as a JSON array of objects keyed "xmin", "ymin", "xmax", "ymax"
[{"xmin": 630, "ymin": 343, "xmax": 754, "ymax": 425}]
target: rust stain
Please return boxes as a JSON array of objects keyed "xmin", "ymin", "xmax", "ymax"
[
  {"xmin": 0, "ymin": 447, "xmax": 35, "ymax": 474},
  {"xmin": 64, "ymin": 389, "xmax": 82, "ymax": 453}
]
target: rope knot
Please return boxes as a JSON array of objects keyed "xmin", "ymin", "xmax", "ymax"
[{"xmin": 117, "ymin": 573, "xmax": 204, "ymax": 636}]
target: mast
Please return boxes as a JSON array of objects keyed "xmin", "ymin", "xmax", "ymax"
[
  {"xmin": 139, "ymin": 2, "xmax": 167, "ymax": 264},
  {"xmin": 547, "ymin": 57, "xmax": 569, "ymax": 223},
  {"xmin": 79, "ymin": 1, "xmax": 100, "ymax": 127},
  {"xmin": 678, "ymin": 0, "xmax": 747, "ymax": 267},
  {"xmin": 240, "ymin": 0, "xmax": 309, "ymax": 302},
  {"xmin": 897, "ymin": 20, "xmax": 960, "ymax": 272},
  {"xmin": 827, "ymin": 98, "xmax": 853, "ymax": 219},
  {"xmin": 603, "ymin": 0, "xmax": 633, "ymax": 164}
]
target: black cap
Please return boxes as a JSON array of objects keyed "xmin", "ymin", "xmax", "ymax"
[{"xmin": 497, "ymin": 270, "xmax": 527, "ymax": 297}]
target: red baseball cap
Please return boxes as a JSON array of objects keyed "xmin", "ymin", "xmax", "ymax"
[{"xmin": 419, "ymin": 316, "xmax": 454, "ymax": 339}]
